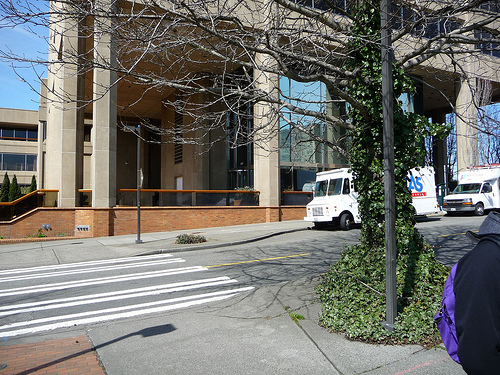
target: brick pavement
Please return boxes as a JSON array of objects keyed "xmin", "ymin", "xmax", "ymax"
[{"xmin": 0, "ymin": 335, "xmax": 105, "ymax": 375}]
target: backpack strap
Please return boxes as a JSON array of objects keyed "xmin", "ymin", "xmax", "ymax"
[{"xmin": 466, "ymin": 230, "xmax": 479, "ymax": 242}]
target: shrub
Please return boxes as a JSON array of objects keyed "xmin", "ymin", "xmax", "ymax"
[
  {"xmin": 28, "ymin": 229, "xmax": 47, "ymax": 238},
  {"xmin": 316, "ymin": 236, "xmax": 448, "ymax": 346},
  {"xmin": 175, "ymin": 233, "xmax": 207, "ymax": 244}
]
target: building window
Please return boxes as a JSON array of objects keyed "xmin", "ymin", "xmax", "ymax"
[
  {"xmin": 475, "ymin": 29, "xmax": 500, "ymax": 58},
  {"xmin": 227, "ymin": 100, "xmax": 253, "ymax": 189},
  {"xmin": 0, "ymin": 153, "xmax": 37, "ymax": 171},
  {"xmin": 41, "ymin": 121, "xmax": 47, "ymax": 141},
  {"xmin": 479, "ymin": 1, "xmax": 500, "ymax": 12},
  {"xmin": 293, "ymin": 0, "xmax": 330, "ymax": 11},
  {"xmin": 174, "ymin": 98, "xmax": 183, "ymax": 164},
  {"xmin": 0, "ymin": 126, "xmax": 38, "ymax": 141},
  {"xmin": 84, "ymin": 124, "xmax": 92, "ymax": 142}
]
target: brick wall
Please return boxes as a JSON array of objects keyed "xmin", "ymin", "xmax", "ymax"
[
  {"xmin": 280, "ymin": 206, "xmax": 307, "ymax": 221},
  {"xmin": 0, "ymin": 206, "xmax": 306, "ymax": 239},
  {"xmin": 0, "ymin": 208, "xmax": 76, "ymax": 239}
]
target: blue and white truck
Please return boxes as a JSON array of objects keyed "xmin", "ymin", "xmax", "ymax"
[
  {"xmin": 304, "ymin": 167, "xmax": 439, "ymax": 230},
  {"xmin": 443, "ymin": 165, "xmax": 500, "ymax": 216}
]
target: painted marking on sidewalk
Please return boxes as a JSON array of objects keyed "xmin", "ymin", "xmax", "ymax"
[
  {"xmin": 0, "ymin": 277, "xmax": 237, "ymax": 316},
  {"xmin": 0, "ymin": 266, "xmax": 206, "ymax": 297},
  {"xmin": 0, "ymin": 287, "xmax": 254, "ymax": 338},
  {"xmin": 392, "ymin": 355, "xmax": 450, "ymax": 375},
  {"xmin": 206, "ymin": 253, "xmax": 310, "ymax": 268},
  {"xmin": 0, "ymin": 253, "xmax": 173, "ymax": 276},
  {"xmin": 0, "ymin": 257, "xmax": 185, "ymax": 283}
]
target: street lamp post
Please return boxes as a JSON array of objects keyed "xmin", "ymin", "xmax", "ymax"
[
  {"xmin": 136, "ymin": 125, "xmax": 143, "ymax": 244},
  {"xmin": 124, "ymin": 125, "xmax": 143, "ymax": 244}
]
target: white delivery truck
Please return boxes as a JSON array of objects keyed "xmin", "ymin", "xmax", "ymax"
[
  {"xmin": 304, "ymin": 167, "xmax": 439, "ymax": 230},
  {"xmin": 443, "ymin": 165, "xmax": 500, "ymax": 216}
]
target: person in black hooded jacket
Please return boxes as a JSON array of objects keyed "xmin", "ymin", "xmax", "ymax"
[{"xmin": 454, "ymin": 211, "xmax": 500, "ymax": 374}]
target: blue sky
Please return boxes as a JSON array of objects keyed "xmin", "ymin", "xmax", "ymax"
[{"xmin": 0, "ymin": 22, "xmax": 48, "ymax": 111}]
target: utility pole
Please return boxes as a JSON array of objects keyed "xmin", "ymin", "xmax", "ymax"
[{"xmin": 381, "ymin": 0, "xmax": 397, "ymax": 331}]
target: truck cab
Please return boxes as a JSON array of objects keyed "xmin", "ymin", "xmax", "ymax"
[{"xmin": 304, "ymin": 168, "xmax": 359, "ymax": 230}]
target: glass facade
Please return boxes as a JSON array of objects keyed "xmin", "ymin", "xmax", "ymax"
[
  {"xmin": 224, "ymin": 75, "xmax": 422, "ymax": 193},
  {"xmin": 279, "ymin": 76, "xmax": 349, "ymax": 191}
]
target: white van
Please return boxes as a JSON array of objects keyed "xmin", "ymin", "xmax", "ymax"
[
  {"xmin": 443, "ymin": 165, "xmax": 500, "ymax": 216},
  {"xmin": 304, "ymin": 167, "xmax": 439, "ymax": 230}
]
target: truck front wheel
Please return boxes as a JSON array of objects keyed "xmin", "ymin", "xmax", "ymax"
[
  {"xmin": 474, "ymin": 203, "xmax": 485, "ymax": 216},
  {"xmin": 340, "ymin": 213, "xmax": 352, "ymax": 231}
]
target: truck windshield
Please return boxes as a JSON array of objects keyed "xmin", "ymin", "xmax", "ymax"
[
  {"xmin": 328, "ymin": 178, "xmax": 343, "ymax": 195},
  {"xmin": 315, "ymin": 180, "xmax": 328, "ymax": 197},
  {"xmin": 314, "ymin": 178, "xmax": 343, "ymax": 197},
  {"xmin": 452, "ymin": 183, "xmax": 481, "ymax": 194}
]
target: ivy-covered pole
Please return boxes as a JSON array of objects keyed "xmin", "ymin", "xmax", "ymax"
[{"xmin": 381, "ymin": 0, "xmax": 397, "ymax": 330}]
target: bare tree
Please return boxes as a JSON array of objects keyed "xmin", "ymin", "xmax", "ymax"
[
  {"xmin": 1, "ymin": 0, "xmax": 500, "ymax": 344},
  {"xmin": 0, "ymin": 0, "xmax": 498, "ymax": 158}
]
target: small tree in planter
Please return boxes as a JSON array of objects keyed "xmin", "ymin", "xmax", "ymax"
[
  {"xmin": 1, "ymin": 173, "xmax": 10, "ymax": 202},
  {"xmin": 9, "ymin": 175, "xmax": 22, "ymax": 202},
  {"xmin": 29, "ymin": 175, "xmax": 37, "ymax": 192}
]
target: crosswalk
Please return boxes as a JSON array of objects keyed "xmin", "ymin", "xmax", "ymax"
[{"xmin": 0, "ymin": 254, "xmax": 253, "ymax": 338}]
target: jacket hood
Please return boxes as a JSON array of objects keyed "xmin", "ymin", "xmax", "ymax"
[{"xmin": 478, "ymin": 211, "xmax": 500, "ymax": 237}]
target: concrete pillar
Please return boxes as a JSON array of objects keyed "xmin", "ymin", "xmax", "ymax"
[
  {"xmin": 455, "ymin": 77, "xmax": 478, "ymax": 172},
  {"xmin": 45, "ymin": 1, "xmax": 84, "ymax": 207},
  {"xmin": 92, "ymin": 0, "xmax": 118, "ymax": 207},
  {"xmin": 253, "ymin": 52, "xmax": 280, "ymax": 207}
]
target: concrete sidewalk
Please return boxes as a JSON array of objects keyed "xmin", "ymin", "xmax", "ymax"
[
  {"xmin": 0, "ymin": 220, "xmax": 465, "ymax": 374},
  {"xmin": 0, "ymin": 220, "xmax": 310, "ymax": 270}
]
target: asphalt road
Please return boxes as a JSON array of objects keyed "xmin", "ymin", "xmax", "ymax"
[
  {"xmin": 0, "ymin": 214, "xmax": 483, "ymax": 341},
  {"xmin": 416, "ymin": 214, "xmax": 484, "ymax": 265},
  {"xmin": 178, "ymin": 213, "xmax": 483, "ymax": 283}
]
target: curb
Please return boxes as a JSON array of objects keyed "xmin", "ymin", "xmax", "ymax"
[
  {"xmin": 0, "ymin": 236, "xmax": 80, "ymax": 245},
  {"xmin": 137, "ymin": 227, "xmax": 309, "ymax": 256}
]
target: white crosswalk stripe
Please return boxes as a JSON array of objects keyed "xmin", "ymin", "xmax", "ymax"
[
  {"xmin": 0, "ymin": 257, "xmax": 186, "ymax": 283},
  {"xmin": 0, "ymin": 266, "xmax": 204, "ymax": 297},
  {"xmin": 0, "ymin": 254, "xmax": 175, "ymax": 277},
  {"xmin": 0, "ymin": 254, "xmax": 253, "ymax": 338}
]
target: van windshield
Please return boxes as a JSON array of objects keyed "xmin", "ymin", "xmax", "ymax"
[{"xmin": 452, "ymin": 183, "xmax": 481, "ymax": 194}]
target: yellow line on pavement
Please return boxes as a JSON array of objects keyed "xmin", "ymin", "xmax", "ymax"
[
  {"xmin": 206, "ymin": 253, "xmax": 310, "ymax": 268},
  {"xmin": 437, "ymin": 230, "xmax": 478, "ymax": 238}
]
